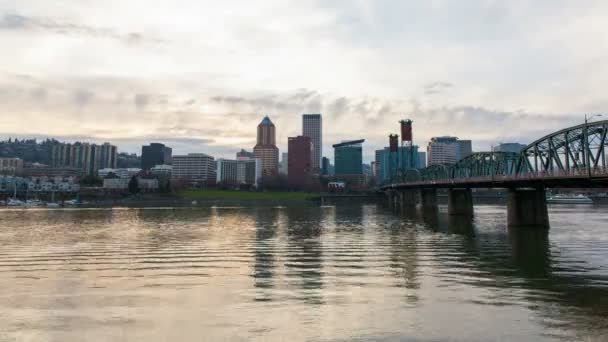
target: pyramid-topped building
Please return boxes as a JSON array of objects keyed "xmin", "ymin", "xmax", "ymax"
[{"xmin": 253, "ymin": 116, "xmax": 279, "ymax": 177}]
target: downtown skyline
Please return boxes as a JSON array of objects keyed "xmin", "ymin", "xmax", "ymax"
[{"xmin": 1, "ymin": 1, "xmax": 607, "ymax": 162}]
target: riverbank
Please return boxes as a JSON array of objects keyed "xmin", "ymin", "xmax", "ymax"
[{"xmin": 178, "ymin": 189, "xmax": 319, "ymax": 201}]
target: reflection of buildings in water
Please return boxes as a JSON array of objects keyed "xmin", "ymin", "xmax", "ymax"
[
  {"xmin": 333, "ymin": 204, "xmax": 364, "ymax": 231},
  {"xmin": 135, "ymin": 208, "xmax": 216, "ymax": 246},
  {"xmin": 388, "ymin": 225, "xmax": 420, "ymax": 304},
  {"xmin": 251, "ymin": 208, "xmax": 280, "ymax": 301},
  {"xmin": 430, "ymin": 215, "xmax": 608, "ymax": 339},
  {"xmin": 284, "ymin": 206, "xmax": 324, "ymax": 304}
]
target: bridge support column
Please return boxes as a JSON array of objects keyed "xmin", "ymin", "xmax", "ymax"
[
  {"xmin": 448, "ymin": 188, "xmax": 474, "ymax": 216},
  {"xmin": 399, "ymin": 189, "xmax": 418, "ymax": 208},
  {"xmin": 420, "ymin": 189, "xmax": 438, "ymax": 210},
  {"xmin": 507, "ymin": 188, "xmax": 549, "ymax": 230}
]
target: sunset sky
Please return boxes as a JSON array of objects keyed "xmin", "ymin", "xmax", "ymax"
[{"xmin": 1, "ymin": 0, "xmax": 607, "ymax": 161}]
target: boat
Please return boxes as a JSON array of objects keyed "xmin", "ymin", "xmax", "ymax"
[
  {"xmin": 25, "ymin": 199, "xmax": 44, "ymax": 207},
  {"xmin": 7, "ymin": 198, "xmax": 25, "ymax": 207},
  {"xmin": 547, "ymin": 194, "xmax": 593, "ymax": 204}
]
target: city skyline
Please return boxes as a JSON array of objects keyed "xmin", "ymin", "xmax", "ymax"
[{"xmin": 1, "ymin": 1, "xmax": 607, "ymax": 162}]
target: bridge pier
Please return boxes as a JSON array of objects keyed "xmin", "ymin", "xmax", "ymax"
[
  {"xmin": 448, "ymin": 188, "xmax": 474, "ymax": 217},
  {"xmin": 507, "ymin": 188, "xmax": 549, "ymax": 230},
  {"xmin": 420, "ymin": 188, "xmax": 438, "ymax": 210},
  {"xmin": 399, "ymin": 189, "xmax": 418, "ymax": 208}
]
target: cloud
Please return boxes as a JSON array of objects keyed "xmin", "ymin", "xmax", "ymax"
[
  {"xmin": 134, "ymin": 94, "xmax": 149, "ymax": 111},
  {"xmin": 0, "ymin": 12, "xmax": 163, "ymax": 45},
  {"xmin": 73, "ymin": 89, "xmax": 94, "ymax": 106},
  {"xmin": 424, "ymin": 82, "xmax": 453, "ymax": 95}
]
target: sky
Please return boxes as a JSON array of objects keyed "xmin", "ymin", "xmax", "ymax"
[{"xmin": 1, "ymin": 0, "xmax": 607, "ymax": 162}]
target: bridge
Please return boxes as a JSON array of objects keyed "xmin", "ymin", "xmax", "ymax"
[{"xmin": 380, "ymin": 120, "xmax": 608, "ymax": 229}]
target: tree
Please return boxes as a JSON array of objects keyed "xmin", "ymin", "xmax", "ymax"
[{"xmin": 128, "ymin": 176, "xmax": 140, "ymax": 194}]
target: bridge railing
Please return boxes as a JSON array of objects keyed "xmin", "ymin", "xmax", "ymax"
[{"xmin": 383, "ymin": 166, "xmax": 608, "ymax": 188}]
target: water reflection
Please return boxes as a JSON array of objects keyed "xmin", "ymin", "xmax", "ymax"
[{"xmin": 1, "ymin": 204, "xmax": 608, "ymax": 340}]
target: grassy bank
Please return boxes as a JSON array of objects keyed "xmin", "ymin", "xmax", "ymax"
[{"xmin": 178, "ymin": 189, "xmax": 319, "ymax": 201}]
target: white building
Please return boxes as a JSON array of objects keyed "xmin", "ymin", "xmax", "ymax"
[
  {"xmin": 28, "ymin": 179, "xmax": 80, "ymax": 193},
  {"xmin": 150, "ymin": 164, "xmax": 172, "ymax": 176},
  {"xmin": 172, "ymin": 153, "xmax": 216, "ymax": 186},
  {"xmin": 302, "ymin": 114, "xmax": 322, "ymax": 172},
  {"xmin": 216, "ymin": 158, "xmax": 262, "ymax": 188},
  {"xmin": 427, "ymin": 137, "xmax": 472, "ymax": 165}
]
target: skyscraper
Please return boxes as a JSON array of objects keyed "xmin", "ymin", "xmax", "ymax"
[
  {"xmin": 253, "ymin": 116, "xmax": 279, "ymax": 177},
  {"xmin": 287, "ymin": 136, "xmax": 312, "ymax": 189},
  {"xmin": 236, "ymin": 149, "xmax": 255, "ymax": 159},
  {"xmin": 302, "ymin": 114, "xmax": 322, "ymax": 172},
  {"xmin": 141, "ymin": 143, "xmax": 172, "ymax": 170},
  {"xmin": 333, "ymin": 140, "xmax": 364, "ymax": 175}
]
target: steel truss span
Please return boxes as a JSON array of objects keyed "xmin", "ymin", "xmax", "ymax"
[{"xmin": 383, "ymin": 120, "xmax": 608, "ymax": 189}]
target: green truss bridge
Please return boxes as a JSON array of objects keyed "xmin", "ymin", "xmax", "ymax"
[{"xmin": 380, "ymin": 120, "xmax": 608, "ymax": 229}]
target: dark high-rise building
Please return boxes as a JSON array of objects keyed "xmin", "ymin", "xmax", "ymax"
[
  {"xmin": 334, "ymin": 140, "xmax": 364, "ymax": 175},
  {"xmin": 302, "ymin": 114, "xmax": 322, "ymax": 172},
  {"xmin": 288, "ymin": 136, "xmax": 312, "ymax": 189},
  {"xmin": 321, "ymin": 157, "xmax": 330, "ymax": 176},
  {"xmin": 253, "ymin": 116, "xmax": 279, "ymax": 177},
  {"xmin": 141, "ymin": 143, "xmax": 172, "ymax": 170},
  {"xmin": 236, "ymin": 149, "xmax": 255, "ymax": 159}
]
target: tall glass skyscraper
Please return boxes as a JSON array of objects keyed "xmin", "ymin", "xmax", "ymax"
[
  {"xmin": 333, "ymin": 140, "xmax": 364, "ymax": 175},
  {"xmin": 302, "ymin": 114, "xmax": 322, "ymax": 172}
]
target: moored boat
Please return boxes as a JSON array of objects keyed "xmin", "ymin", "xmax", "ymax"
[{"xmin": 547, "ymin": 194, "xmax": 593, "ymax": 204}]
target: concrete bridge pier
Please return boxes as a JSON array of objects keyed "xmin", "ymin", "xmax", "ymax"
[
  {"xmin": 447, "ymin": 188, "xmax": 474, "ymax": 217},
  {"xmin": 420, "ymin": 188, "xmax": 438, "ymax": 210},
  {"xmin": 507, "ymin": 187, "xmax": 549, "ymax": 230}
]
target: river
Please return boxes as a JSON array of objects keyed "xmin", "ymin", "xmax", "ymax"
[{"xmin": 0, "ymin": 203, "xmax": 607, "ymax": 341}]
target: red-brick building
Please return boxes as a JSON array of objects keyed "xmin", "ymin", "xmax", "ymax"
[{"xmin": 287, "ymin": 136, "xmax": 312, "ymax": 190}]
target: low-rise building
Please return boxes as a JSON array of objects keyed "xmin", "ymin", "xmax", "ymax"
[
  {"xmin": 98, "ymin": 168, "xmax": 142, "ymax": 179},
  {"xmin": 103, "ymin": 174, "xmax": 159, "ymax": 192},
  {"xmin": 150, "ymin": 164, "xmax": 172, "ymax": 177}
]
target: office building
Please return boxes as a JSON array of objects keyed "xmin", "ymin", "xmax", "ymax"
[
  {"xmin": 333, "ymin": 140, "xmax": 364, "ymax": 175},
  {"xmin": 253, "ymin": 116, "xmax": 279, "ymax": 177},
  {"xmin": 302, "ymin": 114, "xmax": 322, "ymax": 172},
  {"xmin": 171, "ymin": 153, "xmax": 216, "ymax": 186},
  {"xmin": 99, "ymin": 143, "xmax": 118, "ymax": 170},
  {"xmin": 236, "ymin": 149, "xmax": 255, "ymax": 159},
  {"xmin": 50, "ymin": 142, "xmax": 117, "ymax": 175},
  {"xmin": 279, "ymin": 152, "xmax": 288, "ymax": 175},
  {"xmin": 417, "ymin": 152, "xmax": 427, "ymax": 169},
  {"xmin": 493, "ymin": 143, "xmax": 527, "ymax": 154},
  {"xmin": 216, "ymin": 158, "xmax": 261, "ymax": 188},
  {"xmin": 141, "ymin": 143, "xmax": 172, "ymax": 170},
  {"xmin": 427, "ymin": 137, "xmax": 472, "ymax": 166},
  {"xmin": 288, "ymin": 136, "xmax": 312, "ymax": 189},
  {"xmin": 376, "ymin": 146, "xmax": 422, "ymax": 184},
  {"xmin": 0, "ymin": 158, "xmax": 24, "ymax": 173},
  {"xmin": 322, "ymin": 157, "xmax": 330, "ymax": 176}
]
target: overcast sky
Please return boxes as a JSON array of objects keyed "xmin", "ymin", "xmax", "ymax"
[{"xmin": 1, "ymin": 0, "xmax": 607, "ymax": 161}]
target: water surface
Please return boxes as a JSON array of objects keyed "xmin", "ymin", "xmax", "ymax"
[{"xmin": 0, "ymin": 203, "xmax": 607, "ymax": 341}]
